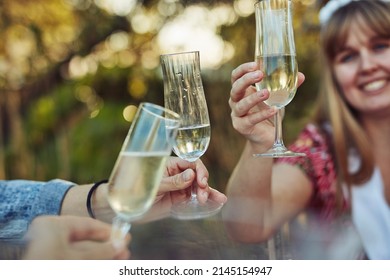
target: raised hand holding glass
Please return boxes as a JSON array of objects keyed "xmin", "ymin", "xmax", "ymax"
[{"xmin": 161, "ymin": 51, "xmax": 223, "ymax": 220}]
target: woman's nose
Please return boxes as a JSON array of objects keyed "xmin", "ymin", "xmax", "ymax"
[{"xmin": 359, "ymin": 50, "xmax": 379, "ymax": 73}]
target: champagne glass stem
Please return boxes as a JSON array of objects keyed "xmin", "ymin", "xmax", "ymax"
[
  {"xmin": 190, "ymin": 184, "xmax": 197, "ymax": 201},
  {"xmin": 273, "ymin": 108, "xmax": 286, "ymax": 151},
  {"xmin": 255, "ymin": 107, "xmax": 305, "ymax": 157},
  {"xmin": 111, "ymin": 216, "xmax": 131, "ymax": 250}
]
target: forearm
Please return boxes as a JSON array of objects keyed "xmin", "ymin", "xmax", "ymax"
[
  {"xmin": 61, "ymin": 181, "xmax": 175, "ymax": 224},
  {"xmin": 222, "ymin": 142, "xmax": 275, "ymax": 242},
  {"xmin": 60, "ymin": 183, "xmax": 114, "ymax": 223}
]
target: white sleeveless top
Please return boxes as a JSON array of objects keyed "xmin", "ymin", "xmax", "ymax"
[{"xmin": 351, "ymin": 167, "xmax": 390, "ymax": 259}]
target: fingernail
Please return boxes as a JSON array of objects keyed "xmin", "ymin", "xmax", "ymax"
[
  {"xmin": 202, "ymin": 177, "xmax": 208, "ymax": 185},
  {"xmin": 252, "ymin": 70, "xmax": 261, "ymax": 79},
  {"xmin": 257, "ymin": 91, "xmax": 265, "ymax": 98},
  {"xmin": 202, "ymin": 191, "xmax": 209, "ymax": 200},
  {"xmin": 183, "ymin": 170, "xmax": 192, "ymax": 181}
]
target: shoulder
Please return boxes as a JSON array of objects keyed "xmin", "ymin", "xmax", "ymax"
[
  {"xmin": 295, "ymin": 123, "xmax": 330, "ymax": 148},
  {"xmin": 279, "ymin": 123, "xmax": 343, "ymax": 220}
]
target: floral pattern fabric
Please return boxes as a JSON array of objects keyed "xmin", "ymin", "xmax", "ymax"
[{"xmin": 276, "ymin": 124, "xmax": 349, "ymax": 221}]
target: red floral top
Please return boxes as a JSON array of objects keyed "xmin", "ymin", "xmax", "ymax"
[{"xmin": 276, "ymin": 124, "xmax": 350, "ymax": 221}]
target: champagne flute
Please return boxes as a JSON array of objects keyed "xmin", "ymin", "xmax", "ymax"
[
  {"xmin": 107, "ymin": 102, "xmax": 180, "ymax": 248},
  {"xmin": 254, "ymin": 0, "xmax": 305, "ymax": 157},
  {"xmin": 160, "ymin": 51, "xmax": 223, "ymax": 220}
]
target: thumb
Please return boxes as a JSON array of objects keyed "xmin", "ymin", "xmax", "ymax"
[{"xmin": 159, "ymin": 169, "xmax": 195, "ymax": 193}]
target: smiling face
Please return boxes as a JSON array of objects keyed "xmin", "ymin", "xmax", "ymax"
[{"xmin": 332, "ymin": 16, "xmax": 390, "ymax": 118}]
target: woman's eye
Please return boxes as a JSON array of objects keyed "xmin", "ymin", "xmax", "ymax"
[
  {"xmin": 338, "ymin": 52, "xmax": 356, "ymax": 63},
  {"xmin": 372, "ymin": 43, "xmax": 389, "ymax": 52}
]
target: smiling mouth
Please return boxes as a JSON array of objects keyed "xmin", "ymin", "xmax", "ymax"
[{"xmin": 361, "ymin": 79, "xmax": 387, "ymax": 92}]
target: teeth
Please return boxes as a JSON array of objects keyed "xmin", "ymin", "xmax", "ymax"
[{"xmin": 362, "ymin": 80, "xmax": 386, "ymax": 91}]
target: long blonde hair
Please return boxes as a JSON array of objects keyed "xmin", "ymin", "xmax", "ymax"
[{"xmin": 313, "ymin": 1, "xmax": 390, "ymax": 193}]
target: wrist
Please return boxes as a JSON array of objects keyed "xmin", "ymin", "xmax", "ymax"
[
  {"xmin": 90, "ymin": 181, "xmax": 115, "ymax": 223},
  {"xmin": 86, "ymin": 180, "xmax": 108, "ymax": 219},
  {"xmin": 247, "ymin": 140, "xmax": 270, "ymax": 156}
]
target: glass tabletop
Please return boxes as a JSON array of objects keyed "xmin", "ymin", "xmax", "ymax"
[
  {"xmin": 2, "ymin": 210, "xmax": 364, "ymax": 260},
  {"xmin": 129, "ymin": 213, "xmax": 286, "ymax": 260}
]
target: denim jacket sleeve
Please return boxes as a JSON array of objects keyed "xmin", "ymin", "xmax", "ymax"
[{"xmin": 0, "ymin": 179, "xmax": 75, "ymax": 240}]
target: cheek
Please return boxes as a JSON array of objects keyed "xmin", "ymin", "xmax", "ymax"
[
  {"xmin": 334, "ymin": 67, "xmax": 362, "ymax": 109},
  {"xmin": 333, "ymin": 66, "xmax": 356, "ymax": 94},
  {"xmin": 380, "ymin": 61, "xmax": 390, "ymax": 72}
]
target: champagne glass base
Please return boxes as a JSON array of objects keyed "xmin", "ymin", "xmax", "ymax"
[
  {"xmin": 253, "ymin": 146, "xmax": 306, "ymax": 158},
  {"xmin": 111, "ymin": 216, "xmax": 131, "ymax": 249},
  {"xmin": 171, "ymin": 199, "xmax": 223, "ymax": 220}
]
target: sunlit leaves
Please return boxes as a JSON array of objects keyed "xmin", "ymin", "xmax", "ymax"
[{"xmin": 1, "ymin": 0, "xmax": 323, "ymax": 182}]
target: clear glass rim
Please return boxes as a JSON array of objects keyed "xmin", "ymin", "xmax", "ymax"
[
  {"xmin": 139, "ymin": 102, "xmax": 180, "ymax": 122},
  {"xmin": 160, "ymin": 50, "xmax": 199, "ymax": 58},
  {"xmin": 255, "ymin": 0, "xmax": 292, "ymax": 3},
  {"xmin": 254, "ymin": 0, "xmax": 292, "ymax": 8}
]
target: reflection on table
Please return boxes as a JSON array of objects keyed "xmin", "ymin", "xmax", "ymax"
[
  {"xmin": 1, "ymin": 211, "xmax": 362, "ymax": 260},
  {"xmin": 130, "ymin": 213, "xmax": 282, "ymax": 260}
]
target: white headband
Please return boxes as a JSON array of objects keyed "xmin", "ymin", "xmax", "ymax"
[{"xmin": 319, "ymin": 0, "xmax": 390, "ymax": 26}]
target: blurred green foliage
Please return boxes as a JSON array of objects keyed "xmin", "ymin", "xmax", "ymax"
[{"xmin": 0, "ymin": 0, "xmax": 323, "ymax": 191}]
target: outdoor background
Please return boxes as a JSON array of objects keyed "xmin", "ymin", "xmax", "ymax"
[
  {"xmin": 0, "ymin": 0, "xmax": 323, "ymax": 185},
  {"xmin": 1, "ymin": 0, "xmax": 325, "ymax": 259}
]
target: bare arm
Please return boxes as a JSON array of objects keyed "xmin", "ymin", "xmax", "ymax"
[
  {"xmin": 222, "ymin": 62, "xmax": 311, "ymax": 243},
  {"xmin": 223, "ymin": 142, "xmax": 274, "ymax": 242},
  {"xmin": 60, "ymin": 182, "xmax": 114, "ymax": 223},
  {"xmin": 223, "ymin": 147, "xmax": 312, "ymax": 243}
]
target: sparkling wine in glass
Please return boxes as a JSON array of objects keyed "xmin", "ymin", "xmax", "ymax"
[
  {"xmin": 254, "ymin": 0, "xmax": 305, "ymax": 157},
  {"xmin": 161, "ymin": 50, "xmax": 223, "ymax": 220},
  {"xmin": 107, "ymin": 102, "xmax": 180, "ymax": 247}
]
